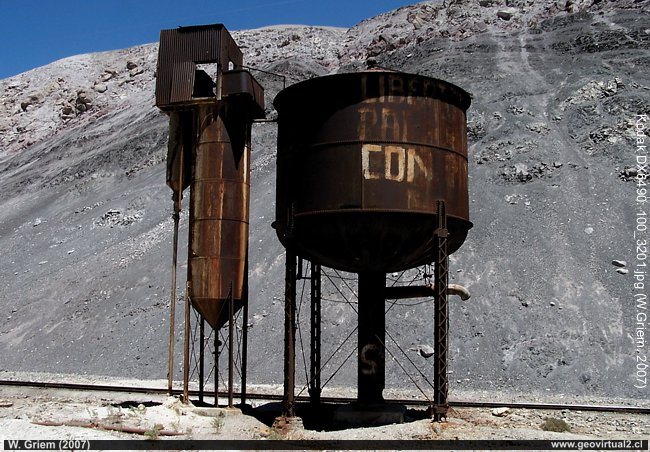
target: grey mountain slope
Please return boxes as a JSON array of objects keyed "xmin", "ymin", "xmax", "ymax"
[{"xmin": 1, "ymin": 1, "xmax": 648, "ymax": 400}]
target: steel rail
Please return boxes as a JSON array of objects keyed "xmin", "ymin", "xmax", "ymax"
[{"xmin": 1, "ymin": 379, "xmax": 648, "ymax": 415}]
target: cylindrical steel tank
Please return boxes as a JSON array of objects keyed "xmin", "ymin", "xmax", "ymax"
[
  {"xmin": 273, "ymin": 71, "xmax": 472, "ymax": 273},
  {"xmin": 188, "ymin": 103, "xmax": 249, "ymax": 329}
]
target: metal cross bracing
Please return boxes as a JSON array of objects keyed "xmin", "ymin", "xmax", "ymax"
[
  {"xmin": 282, "ymin": 254, "xmax": 457, "ymax": 419},
  {"xmin": 173, "ymin": 288, "xmax": 248, "ymax": 408},
  {"xmin": 433, "ymin": 199, "xmax": 450, "ymax": 421}
]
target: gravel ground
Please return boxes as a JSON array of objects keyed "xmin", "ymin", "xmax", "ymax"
[{"xmin": 0, "ymin": 373, "xmax": 647, "ymax": 447}]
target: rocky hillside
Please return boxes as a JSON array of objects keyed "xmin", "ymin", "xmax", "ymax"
[{"xmin": 1, "ymin": 0, "xmax": 649, "ymax": 402}]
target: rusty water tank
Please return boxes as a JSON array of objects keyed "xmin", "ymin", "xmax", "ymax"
[
  {"xmin": 273, "ymin": 71, "xmax": 472, "ymax": 273},
  {"xmin": 188, "ymin": 103, "xmax": 250, "ymax": 329}
]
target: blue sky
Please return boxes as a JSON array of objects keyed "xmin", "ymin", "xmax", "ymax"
[{"xmin": 0, "ymin": 0, "xmax": 419, "ymax": 79}]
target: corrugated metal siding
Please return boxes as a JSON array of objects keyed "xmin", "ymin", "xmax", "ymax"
[{"xmin": 155, "ymin": 24, "xmax": 244, "ymax": 108}]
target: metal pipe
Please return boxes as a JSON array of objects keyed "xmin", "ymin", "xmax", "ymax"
[
  {"xmin": 167, "ymin": 145, "xmax": 184, "ymax": 395},
  {"xmin": 384, "ymin": 284, "xmax": 470, "ymax": 301}
]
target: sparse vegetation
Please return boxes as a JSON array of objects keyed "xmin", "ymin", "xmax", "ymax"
[
  {"xmin": 267, "ymin": 426, "xmax": 285, "ymax": 440},
  {"xmin": 541, "ymin": 417, "xmax": 571, "ymax": 433},
  {"xmin": 144, "ymin": 423, "xmax": 164, "ymax": 440},
  {"xmin": 212, "ymin": 411, "xmax": 225, "ymax": 434}
]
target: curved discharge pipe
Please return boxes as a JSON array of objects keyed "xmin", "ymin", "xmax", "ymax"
[{"xmin": 384, "ymin": 283, "xmax": 470, "ymax": 301}]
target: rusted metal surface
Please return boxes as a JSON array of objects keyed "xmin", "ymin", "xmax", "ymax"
[
  {"xmin": 222, "ymin": 70, "xmax": 265, "ymax": 114},
  {"xmin": 187, "ymin": 103, "xmax": 250, "ymax": 330},
  {"xmin": 156, "ymin": 24, "xmax": 243, "ymax": 109},
  {"xmin": 274, "ymin": 71, "xmax": 472, "ymax": 273}
]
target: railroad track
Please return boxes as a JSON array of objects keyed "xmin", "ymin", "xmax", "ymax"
[{"xmin": 1, "ymin": 379, "xmax": 648, "ymax": 415}]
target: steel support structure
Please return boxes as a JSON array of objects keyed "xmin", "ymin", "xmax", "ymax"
[
  {"xmin": 309, "ymin": 263, "xmax": 322, "ymax": 405},
  {"xmin": 283, "ymin": 250, "xmax": 297, "ymax": 417},
  {"xmin": 433, "ymin": 200, "xmax": 450, "ymax": 421}
]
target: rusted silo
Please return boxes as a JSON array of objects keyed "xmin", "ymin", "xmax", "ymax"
[
  {"xmin": 157, "ymin": 25, "xmax": 264, "ymax": 330},
  {"xmin": 273, "ymin": 71, "xmax": 472, "ymax": 273},
  {"xmin": 188, "ymin": 103, "xmax": 251, "ymax": 329},
  {"xmin": 156, "ymin": 24, "xmax": 264, "ymax": 401}
]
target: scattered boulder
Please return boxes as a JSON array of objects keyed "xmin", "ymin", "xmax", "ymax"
[
  {"xmin": 616, "ymin": 268, "xmax": 629, "ymax": 275},
  {"xmin": 514, "ymin": 163, "xmax": 532, "ymax": 182},
  {"xmin": 20, "ymin": 94, "xmax": 41, "ymax": 112},
  {"xmin": 100, "ymin": 70, "xmax": 117, "ymax": 82},
  {"xmin": 497, "ymin": 8, "xmax": 517, "ymax": 20},
  {"xmin": 527, "ymin": 122, "xmax": 550, "ymax": 134},
  {"xmin": 619, "ymin": 167, "xmax": 638, "ymax": 181},
  {"xmin": 419, "ymin": 345, "xmax": 435, "ymax": 358},
  {"xmin": 129, "ymin": 66, "xmax": 144, "ymax": 77},
  {"xmin": 126, "ymin": 61, "xmax": 138, "ymax": 70},
  {"xmin": 75, "ymin": 89, "xmax": 93, "ymax": 113},
  {"xmin": 501, "ymin": 161, "xmax": 559, "ymax": 183},
  {"xmin": 61, "ymin": 101, "xmax": 75, "ymax": 120},
  {"xmin": 612, "ymin": 260, "xmax": 627, "ymax": 268},
  {"xmin": 492, "ymin": 407, "xmax": 510, "ymax": 417}
]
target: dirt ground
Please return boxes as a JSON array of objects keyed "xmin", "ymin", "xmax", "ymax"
[{"xmin": 0, "ymin": 374, "xmax": 648, "ymax": 449}]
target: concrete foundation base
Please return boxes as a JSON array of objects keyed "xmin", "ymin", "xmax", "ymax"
[{"xmin": 332, "ymin": 403, "xmax": 406, "ymax": 428}]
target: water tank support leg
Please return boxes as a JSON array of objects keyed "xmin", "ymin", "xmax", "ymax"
[
  {"xmin": 357, "ymin": 272, "xmax": 386, "ymax": 404},
  {"xmin": 214, "ymin": 326, "xmax": 219, "ymax": 407},
  {"xmin": 228, "ymin": 283, "xmax": 235, "ymax": 408},
  {"xmin": 309, "ymin": 262, "xmax": 322, "ymax": 405},
  {"xmin": 182, "ymin": 285, "xmax": 191, "ymax": 404},
  {"xmin": 283, "ymin": 251, "xmax": 298, "ymax": 417},
  {"xmin": 433, "ymin": 200, "xmax": 449, "ymax": 421},
  {"xmin": 241, "ymin": 255, "xmax": 249, "ymax": 406},
  {"xmin": 199, "ymin": 316, "xmax": 205, "ymax": 404}
]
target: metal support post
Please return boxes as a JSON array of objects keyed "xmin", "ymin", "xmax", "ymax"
[
  {"xmin": 228, "ymin": 284, "xmax": 235, "ymax": 408},
  {"xmin": 241, "ymin": 258, "xmax": 249, "ymax": 406},
  {"xmin": 357, "ymin": 272, "xmax": 386, "ymax": 404},
  {"xmin": 214, "ymin": 329, "xmax": 219, "ymax": 407},
  {"xmin": 433, "ymin": 200, "xmax": 450, "ymax": 421},
  {"xmin": 283, "ymin": 250, "xmax": 297, "ymax": 417},
  {"xmin": 182, "ymin": 285, "xmax": 191, "ymax": 403},
  {"xmin": 309, "ymin": 262, "xmax": 322, "ymax": 405},
  {"xmin": 199, "ymin": 316, "xmax": 205, "ymax": 403}
]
